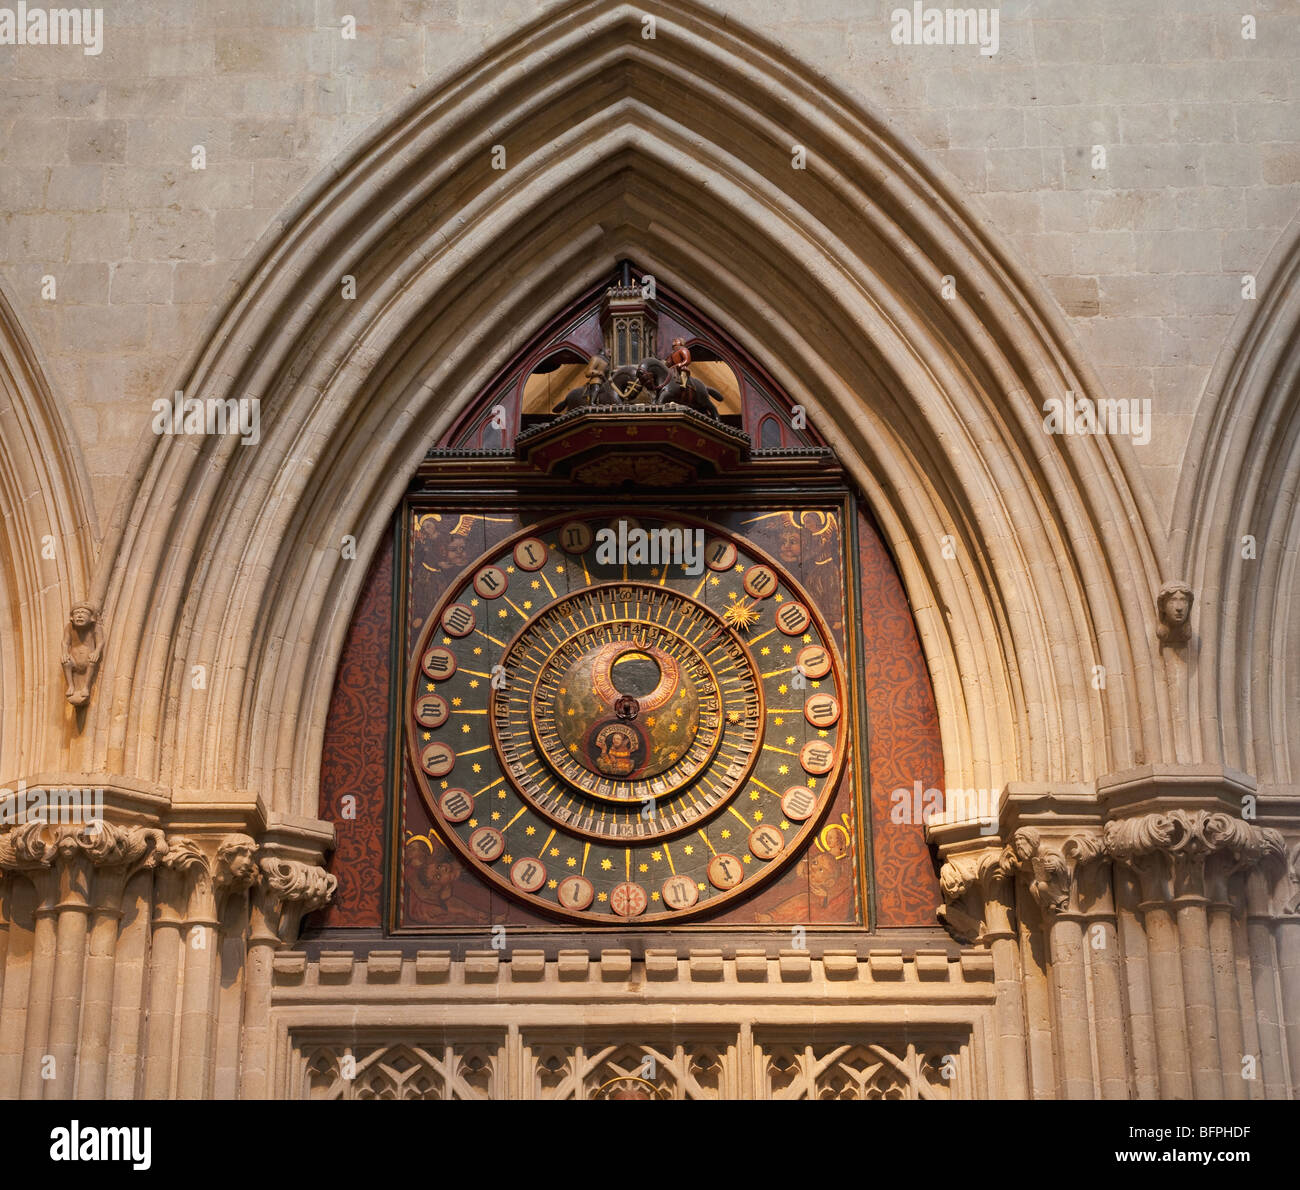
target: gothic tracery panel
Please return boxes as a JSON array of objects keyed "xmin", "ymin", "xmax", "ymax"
[
  {"xmin": 760, "ymin": 1036, "xmax": 970, "ymax": 1100},
  {"xmin": 300, "ymin": 1039, "xmax": 505, "ymax": 1101},
  {"xmin": 525, "ymin": 1037, "xmax": 732, "ymax": 1100}
]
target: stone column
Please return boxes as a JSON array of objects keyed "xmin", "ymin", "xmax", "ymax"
[
  {"xmin": 1107, "ymin": 814, "xmax": 1195, "ymax": 1098},
  {"xmin": 1015, "ymin": 894, "xmax": 1057, "ymax": 1098},
  {"xmin": 1106, "ymin": 810, "xmax": 1284, "ymax": 1101},
  {"xmin": 43, "ymin": 829, "xmax": 94, "ymax": 1099},
  {"xmin": 73, "ymin": 824, "xmax": 165, "ymax": 1099},
  {"xmin": 1201, "ymin": 820, "xmax": 1277, "ymax": 1102},
  {"xmin": 0, "ymin": 824, "xmax": 59, "ymax": 1100},
  {"xmin": 239, "ymin": 858, "xmax": 336, "ymax": 1099},
  {"xmin": 1242, "ymin": 844, "xmax": 1288, "ymax": 1099},
  {"xmin": 174, "ymin": 835, "xmax": 259, "ymax": 1099},
  {"xmin": 0, "ymin": 876, "xmax": 35, "ymax": 1099},
  {"xmin": 1063, "ymin": 835, "xmax": 1129, "ymax": 1099},
  {"xmin": 212, "ymin": 837, "xmax": 260, "ymax": 1098},
  {"xmin": 143, "ymin": 836, "xmax": 208, "ymax": 1099},
  {"xmin": 938, "ymin": 846, "xmax": 1029, "ymax": 1099},
  {"xmin": 1276, "ymin": 841, "xmax": 1300, "ymax": 1099},
  {"xmin": 1112, "ymin": 866, "xmax": 1159, "ymax": 1098},
  {"xmin": 105, "ymin": 869, "xmax": 152, "ymax": 1098},
  {"xmin": 0, "ymin": 877, "xmax": 10, "ymax": 1007},
  {"xmin": 1003, "ymin": 828, "xmax": 1099, "ymax": 1099}
]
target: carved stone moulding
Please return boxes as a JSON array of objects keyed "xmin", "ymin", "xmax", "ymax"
[
  {"xmin": 514, "ymin": 406, "xmax": 751, "ymax": 485},
  {"xmin": 1096, "ymin": 764, "xmax": 1257, "ymax": 820}
]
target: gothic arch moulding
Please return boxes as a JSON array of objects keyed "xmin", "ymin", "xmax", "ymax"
[
  {"xmin": 1172, "ymin": 214, "xmax": 1300, "ymax": 788},
  {"xmin": 0, "ymin": 276, "xmax": 98, "ymax": 780},
  {"xmin": 89, "ymin": 0, "xmax": 1166, "ymax": 830}
]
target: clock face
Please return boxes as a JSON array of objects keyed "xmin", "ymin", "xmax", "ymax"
[{"xmin": 406, "ymin": 510, "xmax": 849, "ymax": 923}]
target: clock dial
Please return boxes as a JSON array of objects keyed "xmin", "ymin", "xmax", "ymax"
[
  {"xmin": 406, "ymin": 510, "xmax": 849, "ymax": 924},
  {"xmin": 496, "ymin": 584, "xmax": 762, "ymax": 838}
]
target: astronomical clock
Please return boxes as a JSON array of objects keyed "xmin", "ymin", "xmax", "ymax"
[
  {"xmin": 313, "ymin": 267, "xmax": 946, "ymax": 938},
  {"xmin": 406, "ymin": 510, "xmax": 849, "ymax": 923}
]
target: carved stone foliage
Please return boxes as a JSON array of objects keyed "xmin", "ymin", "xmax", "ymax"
[
  {"xmin": 80, "ymin": 823, "xmax": 166, "ymax": 873},
  {"xmin": 939, "ymin": 814, "xmax": 1288, "ymax": 934},
  {"xmin": 764, "ymin": 1039, "xmax": 964, "ymax": 1100},
  {"xmin": 1105, "ymin": 810, "xmax": 1284, "ymax": 905},
  {"xmin": 0, "ymin": 822, "xmax": 167, "ymax": 889},
  {"xmin": 937, "ymin": 848, "xmax": 1007, "ymax": 943},
  {"xmin": 1002, "ymin": 827, "xmax": 1112, "ymax": 919},
  {"xmin": 937, "ymin": 829, "xmax": 1108, "ymax": 940},
  {"xmin": 0, "ymin": 821, "xmax": 58, "ymax": 871},
  {"xmin": 254, "ymin": 857, "xmax": 338, "ymax": 944},
  {"xmin": 0, "ymin": 823, "xmax": 334, "ymax": 945},
  {"xmin": 302, "ymin": 1042, "xmax": 503, "ymax": 1100}
]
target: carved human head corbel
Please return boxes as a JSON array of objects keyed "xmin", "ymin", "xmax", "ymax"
[{"xmin": 1156, "ymin": 581, "xmax": 1194, "ymax": 646}]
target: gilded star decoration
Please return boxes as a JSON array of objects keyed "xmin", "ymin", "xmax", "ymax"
[{"xmin": 722, "ymin": 596, "xmax": 760, "ymax": 632}]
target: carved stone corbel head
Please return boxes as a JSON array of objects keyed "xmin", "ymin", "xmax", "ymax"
[
  {"xmin": 214, "ymin": 834, "xmax": 260, "ymax": 919},
  {"xmin": 1155, "ymin": 581, "xmax": 1194, "ymax": 646}
]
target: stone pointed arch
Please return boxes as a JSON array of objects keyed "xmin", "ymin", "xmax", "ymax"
[
  {"xmin": 89, "ymin": 0, "xmax": 1166, "ymax": 825},
  {"xmin": 0, "ymin": 276, "xmax": 98, "ymax": 779},
  {"xmin": 1172, "ymin": 214, "xmax": 1300, "ymax": 787}
]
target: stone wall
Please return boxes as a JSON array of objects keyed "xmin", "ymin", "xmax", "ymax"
[{"xmin": 1, "ymin": 0, "xmax": 1295, "ymax": 519}]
